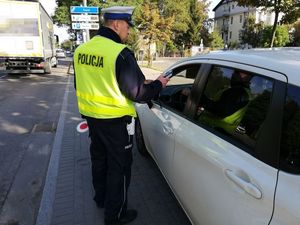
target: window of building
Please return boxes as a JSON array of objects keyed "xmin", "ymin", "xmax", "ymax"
[
  {"xmin": 231, "ymin": 17, "xmax": 233, "ymax": 24},
  {"xmin": 232, "ymin": 4, "xmax": 235, "ymax": 9},
  {"xmin": 195, "ymin": 66, "xmax": 274, "ymax": 150},
  {"xmin": 280, "ymin": 84, "xmax": 300, "ymax": 174},
  {"xmin": 223, "ymin": 18, "xmax": 225, "ymax": 25},
  {"xmin": 229, "ymin": 31, "xmax": 232, "ymax": 39},
  {"xmin": 240, "ymin": 15, "xmax": 243, "ymax": 23}
]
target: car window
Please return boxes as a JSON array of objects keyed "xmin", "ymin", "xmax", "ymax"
[
  {"xmin": 157, "ymin": 64, "xmax": 200, "ymax": 113},
  {"xmin": 195, "ymin": 65, "xmax": 274, "ymax": 150},
  {"xmin": 280, "ymin": 84, "xmax": 300, "ymax": 174}
]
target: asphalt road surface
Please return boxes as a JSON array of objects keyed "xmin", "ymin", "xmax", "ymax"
[{"xmin": 0, "ymin": 65, "xmax": 69, "ymax": 225}]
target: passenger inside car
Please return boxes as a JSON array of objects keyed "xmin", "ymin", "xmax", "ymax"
[{"xmin": 197, "ymin": 70, "xmax": 252, "ymax": 134}]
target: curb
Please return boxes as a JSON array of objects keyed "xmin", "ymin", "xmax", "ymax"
[{"xmin": 35, "ymin": 75, "xmax": 71, "ymax": 225}]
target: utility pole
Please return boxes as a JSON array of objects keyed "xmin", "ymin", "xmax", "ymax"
[{"xmin": 83, "ymin": 0, "xmax": 90, "ymax": 42}]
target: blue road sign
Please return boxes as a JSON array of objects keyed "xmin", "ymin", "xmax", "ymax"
[{"xmin": 70, "ymin": 6, "xmax": 99, "ymax": 14}]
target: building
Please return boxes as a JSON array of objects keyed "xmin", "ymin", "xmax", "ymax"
[{"xmin": 213, "ymin": 0, "xmax": 281, "ymax": 46}]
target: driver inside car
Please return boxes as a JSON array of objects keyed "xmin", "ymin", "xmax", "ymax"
[{"xmin": 197, "ymin": 70, "xmax": 252, "ymax": 134}]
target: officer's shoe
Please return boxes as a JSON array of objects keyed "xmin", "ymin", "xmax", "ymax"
[{"xmin": 105, "ymin": 209, "xmax": 137, "ymax": 225}]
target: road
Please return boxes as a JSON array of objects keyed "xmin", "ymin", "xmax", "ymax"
[
  {"xmin": 0, "ymin": 65, "xmax": 69, "ymax": 225},
  {"xmin": 0, "ymin": 57, "xmax": 184, "ymax": 225}
]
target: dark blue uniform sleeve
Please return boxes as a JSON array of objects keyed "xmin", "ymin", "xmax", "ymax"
[{"xmin": 115, "ymin": 48, "xmax": 162, "ymax": 103}]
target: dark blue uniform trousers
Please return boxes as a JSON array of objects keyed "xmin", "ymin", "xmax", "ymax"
[{"xmin": 86, "ymin": 116, "xmax": 133, "ymax": 222}]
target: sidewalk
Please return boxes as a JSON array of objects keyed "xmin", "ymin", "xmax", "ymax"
[{"xmin": 36, "ymin": 68, "xmax": 191, "ymax": 225}]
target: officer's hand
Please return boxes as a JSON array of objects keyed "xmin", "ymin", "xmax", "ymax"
[
  {"xmin": 156, "ymin": 74, "xmax": 170, "ymax": 88},
  {"xmin": 144, "ymin": 79, "xmax": 153, "ymax": 84}
]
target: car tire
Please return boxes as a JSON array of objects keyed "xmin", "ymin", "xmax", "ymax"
[{"xmin": 135, "ymin": 117, "xmax": 149, "ymax": 157}]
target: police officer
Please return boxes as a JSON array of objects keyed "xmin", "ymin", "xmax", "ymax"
[{"xmin": 73, "ymin": 6, "xmax": 169, "ymax": 225}]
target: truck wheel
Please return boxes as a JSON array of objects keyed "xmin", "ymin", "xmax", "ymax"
[{"xmin": 135, "ymin": 117, "xmax": 149, "ymax": 157}]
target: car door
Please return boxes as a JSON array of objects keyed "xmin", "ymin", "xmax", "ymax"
[
  {"xmin": 137, "ymin": 63, "xmax": 200, "ymax": 181},
  {"xmin": 171, "ymin": 63, "xmax": 286, "ymax": 225},
  {"xmin": 270, "ymin": 83, "xmax": 300, "ymax": 225}
]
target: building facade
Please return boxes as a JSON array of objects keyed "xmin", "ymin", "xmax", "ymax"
[{"xmin": 213, "ymin": 0, "xmax": 280, "ymax": 46}]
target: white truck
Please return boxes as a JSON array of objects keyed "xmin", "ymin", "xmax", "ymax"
[{"xmin": 0, "ymin": 0, "xmax": 58, "ymax": 74}]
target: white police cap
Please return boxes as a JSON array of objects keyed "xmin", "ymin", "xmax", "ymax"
[{"xmin": 102, "ymin": 6, "xmax": 135, "ymax": 27}]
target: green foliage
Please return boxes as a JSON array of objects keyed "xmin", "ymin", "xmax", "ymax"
[
  {"xmin": 159, "ymin": 0, "xmax": 190, "ymax": 33},
  {"xmin": 158, "ymin": 0, "xmax": 209, "ymax": 48},
  {"xmin": 166, "ymin": 42, "xmax": 179, "ymax": 56},
  {"xmin": 61, "ymin": 39, "xmax": 72, "ymax": 50},
  {"xmin": 281, "ymin": 7, "xmax": 300, "ymax": 24},
  {"xmin": 209, "ymin": 30, "xmax": 224, "ymax": 50},
  {"xmin": 126, "ymin": 29, "xmax": 140, "ymax": 55},
  {"xmin": 135, "ymin": 0, "xmax": 173, "ymax": 65},
  {"xmin": 240, "ymin": 14, "xmax": 264, "ymax": 48},
  {"xmin": 228, "ymin": 41, "xmax": 240, "ymax": 49},
  {"xmin": 236, "ymin": 0, "xmax": 300, "ymax": 47},
  {"xmin": 52, "ymin": 6, "xmax": 71, "ymax": 26},
  {"xmin": 187, "ymin": 0, "xmax": 209, "ymax": 45},
  {"xmin": 53, "ymin": 0, "xmax": 210, "ymax": 58},
  {"xmin": 292, "ymin": 19, "xmax": 300, "ymax": 46},
  {"xmin": 261, "ymin": 25, "xmax": 290, "ymax": 47}
]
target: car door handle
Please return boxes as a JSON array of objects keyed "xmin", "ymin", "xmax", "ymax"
[{"xmin": 225, "ymin": 169, "xmax": 262, "ymax": 199}]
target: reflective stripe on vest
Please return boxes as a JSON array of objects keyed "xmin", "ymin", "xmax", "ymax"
[
  {"xmin": 199, "ymin": 88, "xmax": 251, "ymax": 134},
  {"xmin": 74, "ymin": 36, "xmax": 136, "ymax": 119}
]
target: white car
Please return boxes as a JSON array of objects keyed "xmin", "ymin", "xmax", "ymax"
[
  {"xmin": 135, "ymin": 48, "xmax": 300, "ymax": 225},
  {"xmin": 56, "ymin": 49, "xmax": 66, "ymax": 58}
]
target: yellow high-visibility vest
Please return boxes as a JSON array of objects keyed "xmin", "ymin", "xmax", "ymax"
[{"xmin": 74, "ymin": 36, "xmax": 136, "ymax": 119}]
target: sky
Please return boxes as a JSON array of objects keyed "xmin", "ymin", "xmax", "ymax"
[
  {"xmin": 38, "ymin": 0, "xmax": 221, "ymax": 43},
  {"xmin": 209, "ymin": 0, "xmax": 220, "ymax": 18}
]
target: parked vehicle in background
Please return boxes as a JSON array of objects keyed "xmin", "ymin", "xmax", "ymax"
[
  {"xmin": 56, "ymin": 49, "xmax": 66, "ymax": 58},
  {"xmin": 0, "ymin": 0, "xmax": 58, "ymax": 74},
  {"xmin": 135, "ymin": 48, "xmax": 300, "ymax": 225}
]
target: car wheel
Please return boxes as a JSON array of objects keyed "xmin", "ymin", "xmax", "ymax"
[{"xmin": 135, "ymin": 117, "xmax": 149, "ymax": 157}]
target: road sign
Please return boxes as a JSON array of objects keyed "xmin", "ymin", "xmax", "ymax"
[
  {"xmin": 72, "ymin": 23, "xmax": 99, "ymax": 30},
  {"xmin": 71, "ymin": 15, "xmax": 99, "ymax": 22},
  {"xmin": 70, "ymin": 6, "xmax": 99, "ymax": 14}
]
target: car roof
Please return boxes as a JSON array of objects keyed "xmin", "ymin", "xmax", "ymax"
[{"xmin": 180, "ymin": 48, "xmax": 300, "ymax": 85}]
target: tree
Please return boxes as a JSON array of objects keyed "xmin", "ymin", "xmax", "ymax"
[
  {"xmin": 52, "ymin": 0, "xmax": 141, "ymax": 40},
  {"xmin": 261, "ymin": 25, "xmax": 290, "ymax": 47},
  {"xmin": 126, "ymin": 29, "xmax": 140, "ymax": 57},
  {"xmin": 240, "ymin": 14, "xmax": 264, "ymax": 48},
  {"xmin": 281, "ymin": 7, "xmax": 300, "ymax": 24},
  {"xmin": 158, "ymin": 0, "xmax": 209, "ymax": 51},
  {"xmin": 187, "ymin": 0, "xmax": 209, "ymax": 45},
  {"xmin": 292, "ymin": 19, "xmax": 300, "ymax": 46},
  {"xmin": 237, "ymin": 0, "xmax": 299, "ymax": 47},
  {"xmin": 209, "ymin": 30, "xmax": 224, "ymax": 50},
  {"xmin": 61, "ymin": 40, "xmax": 73, "ymax": 50},
  {"xmin": 135, "ymin": 0, "xmax": 173, "ymax": 66},
  {"xmin": 157, "ymin": 0, "xmax": 190, "ymax": 53}
]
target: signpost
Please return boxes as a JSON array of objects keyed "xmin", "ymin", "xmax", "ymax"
[
  {"xmin": 70, "ymin": 6, "xmax": 98, "ymax": 14},
  {"xmin": 71, "ymin": 15, "xmax": 99, "ymax": 22},
  {"xmin": 72, "ymin": 23, "xmax": 99, "ymax": 30},
  {"xmin": 70, "ymin": 5, "xmax": 100, "ymax": 42}
]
